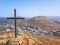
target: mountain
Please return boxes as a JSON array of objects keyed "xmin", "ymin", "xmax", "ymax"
[
  {"xmin": 47, "ymin": 16, "xmax": 60, "ymax": 24},
  {"xmin": 0, "ymin": 16, "xmax": 60, "ymax": 36},
  {"xmin": 47, "ymin": 16, "xmax": 60, "ymax": 21},
  {"xmin": 22, "ymin": 16, "xmax": 60, "ymax": 31}
]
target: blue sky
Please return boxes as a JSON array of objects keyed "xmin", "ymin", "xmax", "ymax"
[{"xmin": 0, "ymin": 0, "xmax": 60, "ymax": 17}]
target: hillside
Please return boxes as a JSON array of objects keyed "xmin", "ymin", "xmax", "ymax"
[{"xmin": 22, "ymin": 16, "xmax": 60, "ymax": 31}]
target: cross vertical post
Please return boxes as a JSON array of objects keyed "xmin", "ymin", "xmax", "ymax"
[{"xmin": 14, "ymin": 9, "xmax": 17, "ymax": 37}]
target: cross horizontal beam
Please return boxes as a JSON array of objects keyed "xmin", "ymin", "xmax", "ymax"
[{"xmin": 7, "ymin": 17, "xmax": 24, "ymax": 19}]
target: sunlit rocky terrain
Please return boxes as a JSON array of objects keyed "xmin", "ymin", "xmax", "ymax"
[
  {"xmin": 0, "ymin": 16, "xmax": 60, "ymax": 45},
  {"xmin": 0, "ymin": 32, "xmax": 60, "ymax": 45}
]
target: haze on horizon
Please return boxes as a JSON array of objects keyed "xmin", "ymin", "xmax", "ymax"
[{"xmin": 0, "ymin": 0, "xmax": 60, "ymax": 17}]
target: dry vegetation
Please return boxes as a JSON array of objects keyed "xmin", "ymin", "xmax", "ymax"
[{"xmin": 0, "ymin": 32, "xmax": 60, "ymax": 45}]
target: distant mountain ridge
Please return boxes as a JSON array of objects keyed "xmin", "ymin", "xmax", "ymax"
[
  {"xmin": 22, "ymin": 16, "xmax": 60, "ymax": 31},
  {"xmin": 47, "ymin": 16, "xmax": 60, "ymax": 22}
]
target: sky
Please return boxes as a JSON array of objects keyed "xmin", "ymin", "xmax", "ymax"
[{"xmin": 0, "ymin": 0, "xmax": 60, "ymax": 17}]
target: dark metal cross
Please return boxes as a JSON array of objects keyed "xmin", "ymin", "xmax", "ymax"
[{"xmin": 7, "ymin": 9, "xmax": 24, "ymax": 37}]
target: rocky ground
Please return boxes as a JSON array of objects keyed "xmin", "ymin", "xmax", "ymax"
[
  {"xmin": 0, "ymin": 32, "xmax": 60, "ymax": 45},
  {"xmin": 0, "ymin": 24, "xmax": 60, "ymax": 36}
]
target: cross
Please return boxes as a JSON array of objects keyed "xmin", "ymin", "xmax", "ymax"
[{"xmin": 7, "ymin": 9, "xmax": 24, "ymax": 37}]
